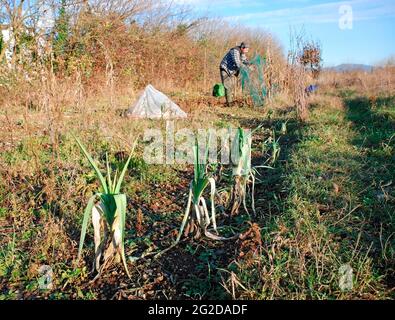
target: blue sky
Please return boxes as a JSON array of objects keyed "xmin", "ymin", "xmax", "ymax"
[{"xmin": 175, "ymin": 0, "xmax": 395, "ymax": 66}]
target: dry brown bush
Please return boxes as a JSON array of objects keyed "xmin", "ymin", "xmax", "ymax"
[{"xmin": 1, "ymin": 0, "xmax": 288, "ymax": 119}]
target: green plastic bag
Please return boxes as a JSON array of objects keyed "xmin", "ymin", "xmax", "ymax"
[{"xmin": 213, "ymin": 83, "xmax": 225, "ymax": 97}]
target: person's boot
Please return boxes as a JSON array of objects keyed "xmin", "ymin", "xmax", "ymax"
[
  {"xmin": 225, "ymin": 100, "xmax": 233, "ymax": 107},
  {"xmin": 224, "ymin": 89, "xmax": 233, "ymax": 107}
]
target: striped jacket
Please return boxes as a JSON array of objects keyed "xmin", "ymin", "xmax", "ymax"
[{"xmin": 220, "ymin": 46, "xmax": 250, "ymax": 75}]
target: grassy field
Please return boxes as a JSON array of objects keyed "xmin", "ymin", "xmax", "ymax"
[{"xmin": 0, "ymin": 88, "xmax": 394, "ymax": 300}]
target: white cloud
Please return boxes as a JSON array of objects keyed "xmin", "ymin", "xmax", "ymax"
[
  {"xmin": 225, "ymin": 0, "xmax": 395, "ymax": 26},
  {"xmin": 172, "ymin": 0, "xmax": 395, "ymax": 27},
  {"xmin": 173, "ymin": 0, "xmax": 264, "ymax": 10}
]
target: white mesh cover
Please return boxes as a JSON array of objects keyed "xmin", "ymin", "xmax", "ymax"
[{"xmin": 126, "ymin": 85, "xmax": 187, "ymax": 119}]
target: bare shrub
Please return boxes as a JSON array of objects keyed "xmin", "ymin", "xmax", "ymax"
[{"xmin": 286, "ymin": 29, "xmax": 310, "ymax": 122}]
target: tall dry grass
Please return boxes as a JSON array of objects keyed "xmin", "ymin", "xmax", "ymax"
[{"xmin": 319, "ymin": 67, "xmax": 395, "ymax": 96}]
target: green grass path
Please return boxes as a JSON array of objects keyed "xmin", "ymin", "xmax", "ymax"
[{"xmin": 235, "ymin": 93, "xmax": 394, "ymax": 299}]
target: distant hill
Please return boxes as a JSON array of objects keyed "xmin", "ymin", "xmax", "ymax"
[{"xmin": 325, "ymin": 64, "xmax": 374, "ymax": 73}]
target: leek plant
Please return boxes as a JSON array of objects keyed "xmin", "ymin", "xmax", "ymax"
[
  {"xmin": 280, "ymin": 120, "xmax": 288, "ymax": 135},
  {"xmin": 75, "ymin": 137, "xmax": 135, "ymax": 278},
  {"xmin": 183, "ymin": 140, "xmax": 220, "ymax": 240},
  {"xmin": 156, "ymin": 137, "xmax": 235, "ymax": 258},
  {"xmin": 262, "ymin": 129, "xmax": 281, "ymax": 165},
  {"xmin": 229, "ymin": 125, "xmax": 279, "ymax": 216},
  {"xmin": 230, "ymin": 127, "xmax": 256, "ymax": 216}
]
